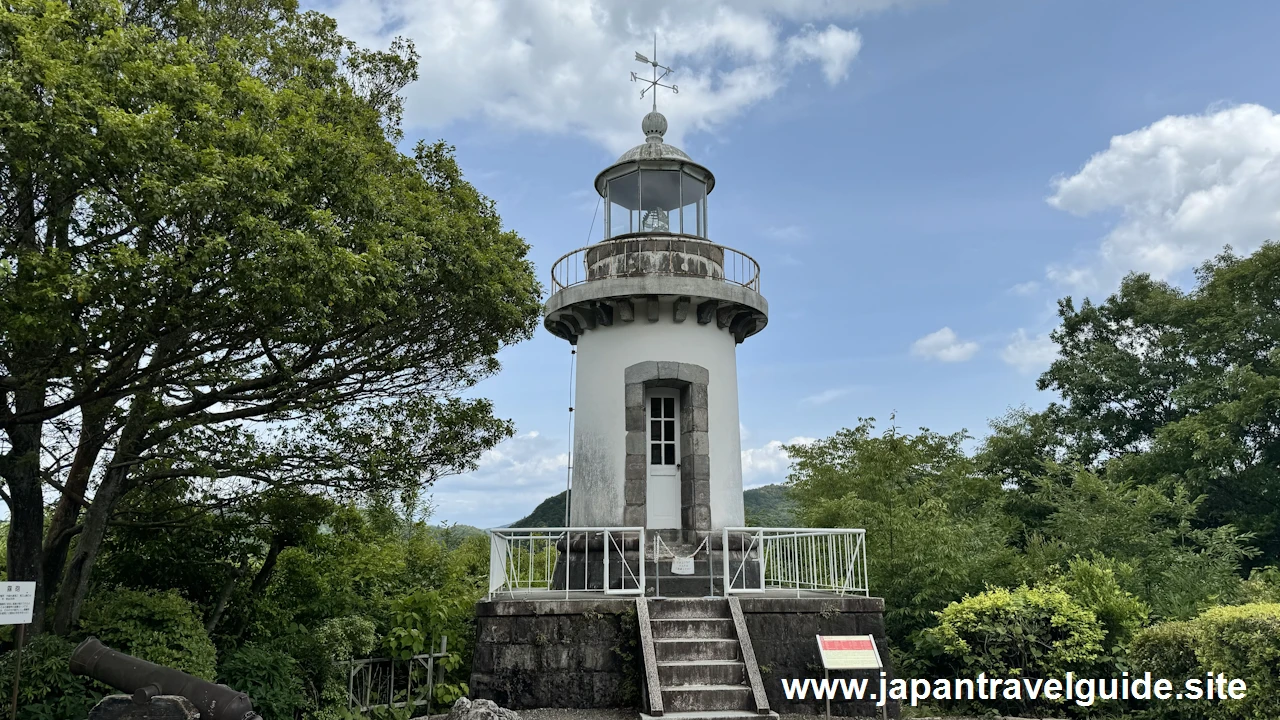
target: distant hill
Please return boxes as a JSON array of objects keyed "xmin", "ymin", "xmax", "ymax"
[
  {"xmin": 509, "ymin": 490, "xmax": 571, "ymax": 528},
  {"xmin": 427, "ymin": 523, "xmax": 486, "ymax": 548},
  {"xmin": 509, "ymin": 484, "xmax": 795, "ymax": 528},
  {"xmin": 743, "ymin": 483, "xmax": 798, "ymax": 527}
]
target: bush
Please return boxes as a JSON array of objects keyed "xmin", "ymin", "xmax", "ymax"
[
  {"xmin": 1129, "ymin": 603, "xmax": 1280, "ymax": 720},
  {"xmin": 931, "ymin": 585, "xmax": 1105, "ymax": 677},
  {"xmin": 1128, "ymin": 620, "xmax": 1204, "ymax": 720},
  {"xmin": 79, "ymin": 587, "xmax": 217, "ymax": 679},
  {"xmin": 0, "ymin": 634, "xmax": 101, "ymax": 720},
  {"xmin": 1052, "ymin": 557, "xmax": 1150, "ymax": 657},
  {"xmin": 219, "ymin": 643, "xmax": 308, "ymax": 720},
  {"xmin": 1194, "ymin": 603, "xmax": 1280, "ymax": 719}
]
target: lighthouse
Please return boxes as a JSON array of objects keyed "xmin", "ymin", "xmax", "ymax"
[{"xmin": 545, "ymin": 109, "xmax": 768, "ymax": 543}]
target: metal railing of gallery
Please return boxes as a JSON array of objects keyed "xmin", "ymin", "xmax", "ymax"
[
  {"xmin": 721, "ymin": 527, "xmax": 868, "ymax": 597},
  {"xmin": 549, "ymin": 234, "xmax": 761, "ymax": 293}
]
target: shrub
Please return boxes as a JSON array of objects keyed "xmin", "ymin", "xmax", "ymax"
[
  {"xmin": 1052, "ymin": 557, "xmax": 1150, "ymax": 656},
  {"xmin": 1128, "ymin": 621, "xmax": 1203, "ymax": 720},
  {"xmin": 1129, "ymin": 603, "xmax": 1280, "ymax": 720},
  {"xmin": 0, "ymin": 634, "xmax": 102, "ymax": 720},
  {"xmin": 931, "ymin": 585, "xmax": 1105, "ymax": 678},
  {"xmin": 1194, "ymin": 603, "xmax": 1280, "ymax": 719},
  {"xmin": 79, "ymin": 587, "xmax": 217, "ymax": 679},
  {"xmin": 219, "ymin": 643, "xmax": 308, "ymax": 720}
]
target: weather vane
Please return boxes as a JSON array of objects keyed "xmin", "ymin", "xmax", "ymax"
[{"xmin": 631, "ymin": 33, "xmax": 677, "ymax": 112}]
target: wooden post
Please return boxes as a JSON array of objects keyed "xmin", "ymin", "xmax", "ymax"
[{"xmin": 9, "ymin": 624, "xmax": 24, "ymax": 720}]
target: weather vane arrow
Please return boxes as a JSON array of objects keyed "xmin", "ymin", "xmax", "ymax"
[{"xmin": 631, "ymin": 33, "xmax": 677, "ymax": 112}]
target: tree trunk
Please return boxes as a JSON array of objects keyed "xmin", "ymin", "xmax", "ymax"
[
  {"xmin": 3, "ymin": 388, "xmax": 48, "ymax": 632},
  {"xmin": 204, "ymin": 560, "xmax": 247, "ymax": 634},
  {"xmin": 42, "ymin": 401, "xmax": 110, "ymax": 602},
  {"xmin": 52, "ymin": 413, "xmax": 148, "ymax": 636}
]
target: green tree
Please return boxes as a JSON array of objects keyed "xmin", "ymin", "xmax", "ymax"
[
  {"xmin": 1036, "ymin": 244, "xmax": 1280, "ymax": 565},
  {"xmin": 785, "ymin": 418, "xmax": 1020, "ymax": 669},
  {"xmin": 0, "ymin": 0, "xmax": 540, "ymax": 634}
]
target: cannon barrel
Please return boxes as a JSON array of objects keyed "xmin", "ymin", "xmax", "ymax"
[{"xmin": 71, "ymin": 638, "xmax": 261, "ymax": 720}]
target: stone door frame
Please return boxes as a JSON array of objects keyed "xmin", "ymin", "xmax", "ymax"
[{"xmin": 624, "ymin": 361, "xmax": 710, "ymax": 542}]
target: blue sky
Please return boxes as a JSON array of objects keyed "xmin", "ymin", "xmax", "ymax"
[{"xmin": 309, "ymin": 0, "xmax": 1280, "ymax": 527}]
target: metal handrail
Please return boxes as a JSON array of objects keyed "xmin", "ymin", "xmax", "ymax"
[
  {"xmin": 549, "ymin": 233, "xmax": 761, "ymax": 293},
  {"xmin": 721, "ymin": 527, "xmax": 869, "ymax": 597},
  {"xmin": 487, "ymin": 526, "xmax": 646, "ymax": 599}
]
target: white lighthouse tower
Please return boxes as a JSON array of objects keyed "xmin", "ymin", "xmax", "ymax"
[{"xmin": 546, "ymin": 101, "xmax": 768, "ymax": 544}]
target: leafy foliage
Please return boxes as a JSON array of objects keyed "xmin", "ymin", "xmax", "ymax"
[
  {"xmin": 786, "ymin": 419, "xmax": 1021, "ymax": 669},
  {"xmin": 931, "ymin": 585, "xmax": 1105, "ymax": 678},
  {"xmin": 79, "ymin": 588, "xmax": 218, "ymax": 679},
  {"xmin": 1130, "ymin": 604, "xmax": 1280, "ymax": 720},
  {"xmin": 0, "ymin": 634, "xmax": 101, "ymax": 720},
  {"xmin": 218, "ymin": 643, "xmax": 309, "ymax": 720}
]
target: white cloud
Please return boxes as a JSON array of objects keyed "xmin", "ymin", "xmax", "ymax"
[
  {"xmin": 741, "ymin": 436, "xmax": 816, "ymax": 487},
  {"xmin": 785, "ymin": 25, "xmax": 863, "ymax": 84},
  {"xmin": 429, "ymin": 430, "xmax": 569, "ymax": 527},
  {"xmin": 1009, "ymin": 281, "xmax": 1040, "ymax": 296},
  {"xmin": 315, "ymin": 0, "xmax": 899, "ymax": 152},
  {"xmin": 763, "ymin": 224, "xmax": 809, "ymax": 243},
  {"xmin": 910, "ymin": 327, "xmax": 979, "ymax": 362},
  {"xmin": 1047, "ymin": 103, "xmax": 1280, "ymax": 293},
  {"xmin": 801, "ymin": 386, "xmax": 854, "ymax": 406},
  {"xmin": 1000, "ymin": 329, "xmax": 1057, "ymax": 374}
]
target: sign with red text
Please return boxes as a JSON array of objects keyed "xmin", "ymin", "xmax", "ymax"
[{"xmin": 816, "ymin": 634, "xmax": 883, "ymax": 670}]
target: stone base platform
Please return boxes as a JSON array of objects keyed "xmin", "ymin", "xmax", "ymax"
[{"xmin": 469, "ymin": 595, "xmax": 898, "ymax": 718}]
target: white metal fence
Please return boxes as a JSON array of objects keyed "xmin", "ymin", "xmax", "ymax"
[
  {"xmin": 487, "ymin": 526, "xmax": 646, "ymax": 599},
  {"xmin": 485, "ymin": 526, "xmax": 868, "ymax": 598},
  {"xmin": 721, "ymin": 527, "xmax": 868, "ymax": 596}
]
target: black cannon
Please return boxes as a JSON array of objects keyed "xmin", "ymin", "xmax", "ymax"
[{"xmin": 70, "ymin": 638, "xmax": 262, "ymax": 720}]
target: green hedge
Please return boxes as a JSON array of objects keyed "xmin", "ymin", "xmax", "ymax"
[
  {"xmin": 79, "ymin": 587, "xmax": 218, "ymax": 679},
  {"xmin": 930, "ymin": 584, "xmax": 1106, "ymax": 679},
  {"xmin": 1129, "ymin": 603, "xmax": 1280, "ymax": 720}
]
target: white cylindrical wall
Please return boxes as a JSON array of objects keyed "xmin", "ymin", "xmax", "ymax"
[{"xmin": 569, "ymin": 297, "xmax": 745, "ymax": 530}]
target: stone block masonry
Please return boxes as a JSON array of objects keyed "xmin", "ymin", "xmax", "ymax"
[
  {"xmin": 739, "ymin": 597, "xmax": 900, "ymax": 718},
  {"xmin": 471, "ymin": 596, "xmax": 896, "ymax": 717},
  {"xmin": 471, "ymin": 599, "xmax": 642, "ymax": 710}
]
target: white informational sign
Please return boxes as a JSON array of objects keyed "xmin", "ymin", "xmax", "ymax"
[
  {"xmin": 670, "ymin": 556, "xmax": 695, "ymax": 575},
  {"xmin": 815, "ymin": 634, "xmax": 883, "ymax": 670},
  {"xmin": 0, "ymin": 582, "xmax": 36, "ymax": 625}
]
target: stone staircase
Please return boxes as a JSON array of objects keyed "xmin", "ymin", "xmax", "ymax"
[{"xmin": 638, "ymin": 598, "xmax": 777, "ymax": 720}]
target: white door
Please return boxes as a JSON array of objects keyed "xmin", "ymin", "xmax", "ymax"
[{"xmin": 646, "ymin": 389, "xmax": 681, "ymax": 529}]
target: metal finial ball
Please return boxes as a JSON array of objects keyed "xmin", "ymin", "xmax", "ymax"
[{"xmin": 642, "ymin": 111, "xmax": 667, "ymax": 142}]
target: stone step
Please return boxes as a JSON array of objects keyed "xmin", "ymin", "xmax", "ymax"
[
  {"xmin": 658, "ymin": 659, "xmax": 745, "ymax": 686},
  {"xmin": 662, "ymin": 684, "xmax": 754, "ymax": 712},
  {"xmin": 648, "ymin": 575, "xmax": 722, "ymax": 598},
  {"xmin": 653, "ymin": 638, "xmax": 740, "ymax": 663},
  {"xmin": 648, "ymin": 598, "xmax": 731, "ymax": 620},
  {"xmin": 651, "ymin": 618, "xmax": 736, "ymax": 639}
]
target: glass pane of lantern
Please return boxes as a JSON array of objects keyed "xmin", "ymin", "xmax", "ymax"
[
  {"xmin": 609, "ymin": 172, "xmax": 640, "ymax": 237},
  {"xmin": 664, "ymin": 420, "xmax": 675, "ymax": 441},
  {"xmin": 651, "ymin": 444, "xmax": 662, "ymax": 464},
  {"xmin": 650, "ymin": 397, "xmax": 661, "ymax": 418},
  {"xmin": 681, "ymin": 172, "xmax": 706, "ymax": 236},
  {"xmin": 663, "ymin": 397, "xmax": 674, "ymax": 416},
  {"xmin": 664, "ymin": 444, "xmax": 676, "ymax": 465},
  {"xmin": 640, "ymin": 170, "xmax": 680, "ymax": 233},
  {"xmin": 651, "ymin": 420, "xmax": 661, "ymax": 440}
]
